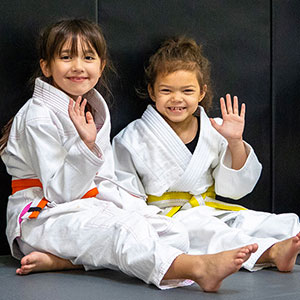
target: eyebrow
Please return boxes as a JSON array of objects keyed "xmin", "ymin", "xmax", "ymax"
[
  {"xmin": 158, "ymin": 84, "xmax": 197, "ymax": 88},
  {"xmin": 60, "ymin": 49, "xmax": 71, "ymax": 53},
  {"xmin": 59, "ymin": 48, "xmax": 96, "ymax": 56}
]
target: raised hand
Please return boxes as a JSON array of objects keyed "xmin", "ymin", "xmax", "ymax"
[
  {"xmin": 210, "ymin": 94, "xmax": 245, "ymax": 143},
  {"xmin": 210, "ymin": 94, "xmax": 247, "ymax": 170},
  {"xmin": 68, "ymin": 96, "xmax": 97, "ymax": 151}
]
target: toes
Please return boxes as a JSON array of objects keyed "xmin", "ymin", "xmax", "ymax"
[
  {"xmin": 20, "ymin": 256, "xmax": 32, "ymax": 267},
  {"xmin": 16, "ymin": 268, "xmax": 23, "ymax": 275},
  {"xmin": 16, "ymin": 263, "xmax": 36, "ymax": 275}
]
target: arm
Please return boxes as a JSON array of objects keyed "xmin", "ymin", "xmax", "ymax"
[
  {"xmin": 210, "ymin": 94, "xmax": 262, "ymax": 199},
  {"xmin": 212, "ymin": 140, "xmax": 262, "ymax": 199},
  {"xmin": 112, "ymin": 135, "xmax": 162, "ymax": 212},
  {"xmin": 112, "ymin": 135, "xmax": 146, "ymax": 196}
]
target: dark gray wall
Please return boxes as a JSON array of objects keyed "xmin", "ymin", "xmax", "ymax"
[
  {"xmin": 0, "ymin": 1, "xmax": 299, "ymax": 255},
  {"xmin": 273, "ymin": 1, "xmax": 300, "ymax": 214}
]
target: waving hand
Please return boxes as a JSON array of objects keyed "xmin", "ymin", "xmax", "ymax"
[
  {"xmin": 210, "ymin": 94, "xmax": 248, "ymax": 170},
  {"xmin": 68, "ymin": 96, "xmax": 97, "ymax": 151},
  {"xmin": 210, "ymin": 94, "xmax": 245, "ymax": 143}
]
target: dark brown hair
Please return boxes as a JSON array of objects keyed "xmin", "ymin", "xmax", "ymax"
[
  {"xmin": 38, "ymin": 18, "xmax": 114, "ymax": 97},
  {"xmin": 144, "ymin": 36, "xmax": 213, "ymax": 111},
  {"xmin": 0, "ymin": 18, "xmax": 114, "ymax": 153}
]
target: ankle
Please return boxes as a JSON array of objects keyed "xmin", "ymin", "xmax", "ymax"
[
  {"xmin": 257, "ymin": 245, "xmax": 275, "ymax": 264},
  {"xmin": 189, "ymin": 256, "xmax": 206, "ymax": 281}
]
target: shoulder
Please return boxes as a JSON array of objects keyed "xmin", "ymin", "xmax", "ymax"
[
  {"xmin": 199, "ymin": 106, "xmax": 225, "ymax": 146},
  {"xmin": 15, "ymin": 98, "xmax": 55, "ymax": 128},
  {"xmin": 12, "ymin": 97, "xmax": 72, "ymax": 142},
  {"xmin": 114, "ymin": 117, "xmax": 144, "ymax": 144}
]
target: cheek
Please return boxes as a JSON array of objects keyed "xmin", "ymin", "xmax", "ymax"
[{"xmin": 154, "ymin": 100, "xmax": 164, "ymax": 111}]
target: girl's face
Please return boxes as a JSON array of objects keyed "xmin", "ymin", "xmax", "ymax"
[
  {"xmin": 148, "ymin": 70, "xmax": 206, "ymax": 128},
  {"xmin": 40, "ymin": 38, "xmax": 104, "ymax": 100}
]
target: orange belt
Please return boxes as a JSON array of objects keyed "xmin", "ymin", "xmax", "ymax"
[{"xmin": 12, "ymin": 179, "xmax": 99, "ymax": 219}]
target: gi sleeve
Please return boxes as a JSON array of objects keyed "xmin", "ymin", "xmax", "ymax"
[
  {"xmin": 212, "ymin": 139, "xmax": 262, "ymax": 199},
  {"xmin": 112, "ymin": 134, "xmax": 162, "ymax": 212}
]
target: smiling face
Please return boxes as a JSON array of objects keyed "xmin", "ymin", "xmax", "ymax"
[
  {"xmin": 148, "ymin": 70, "xmax": 206, "ymax": 129},
  {"xmin": 40, "ymin": 37, "xmax": 104, "ymax": 100}
]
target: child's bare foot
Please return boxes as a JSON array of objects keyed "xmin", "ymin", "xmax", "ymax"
[
  {"xmin": 164, "ymin": 243, "xmax": 258, "ymax": 292},
  {"xmin": 258, "ymin": 232, "xmax": 300, "ymax": 272},
  {"xmin": 16, "ymin": 251, "xmax": 82, "ymax": 275},
  {"xmin": 193, "ymin": 243, "xmax": 258, "ymax": 292}
]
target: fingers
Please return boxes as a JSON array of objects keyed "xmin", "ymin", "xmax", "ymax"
[
  {"xmin": 220, "ymin": 94, "xmax": 245, "ymax": 116},
  {"xmin": 233, "ymin": 95, "xmax": 238, "ymax": 114},
  {"xmin": 219, "ymin": 97, "xmax": 226, "ymax": 116},
  {"xmin": 240, "ymin": 103, "xmax": 246, "ymax": 119},
  {"xmin": 68, "ymin": 99, "xmax": 75, "ymax": 118},
  {"xmin": 85, "ymin": 111, "xmax": 94, "ymax": 124},
  {"xmin": 68, "ymin": 97, "xmax": 87, "ymax": 117},
  {"xmin": 80, "ymin": 99, "xmax": 87, "ymax": 117},
  {"xmin": 74, "ymin": 96, "xmax": 86, "ymax": 116},
  {"xmin": 226, "ymin": 94, "xmax": 233, "ymax": 114}
]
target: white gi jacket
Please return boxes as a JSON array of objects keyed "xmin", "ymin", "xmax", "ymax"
[{"xmin": 113, "ymin": 104, "xmax": 262, "ymax": 209}]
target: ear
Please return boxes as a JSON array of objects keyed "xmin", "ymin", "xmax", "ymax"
[
  {"xmin": 40, "ymin": 59, "xmax": 52, "ymax": 78},
  {"xmin": 199, "ymin": 84, "xmax": 207, "ymax": 103},
  {"xmin": 147, "ymin": 84, "xmax": 156, "ymax": 102},
  {"xmin": 99, "ymin": 60, "xmax": 106, "ymax": 76}
]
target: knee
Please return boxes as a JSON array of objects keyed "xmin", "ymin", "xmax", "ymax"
[
  {"xmin": 283, "ymin": 213, "xmax": 300, "ymax": 229},
  {"xmin": 165, "ymin": 219, "xmax": 190, "ymax": 253}
]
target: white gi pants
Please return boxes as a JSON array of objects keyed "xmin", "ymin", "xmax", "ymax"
[
  {"xmin": 17, "ymin": 199, "xmax": 191, "ymax": 289},
  {"xmin": 174, "ymin": 206, "xmax": 300, "ymax": 271}
]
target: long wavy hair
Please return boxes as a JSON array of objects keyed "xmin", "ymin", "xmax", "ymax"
[{"xmin": 0, "ymin": 18, "xmax": 115, "ymax": 153}]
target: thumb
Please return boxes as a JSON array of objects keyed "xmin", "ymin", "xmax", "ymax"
[{"xmin": 210, "ymin": 118, "xmax": 221, "ymax": 131}]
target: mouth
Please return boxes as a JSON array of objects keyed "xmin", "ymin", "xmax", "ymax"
[
  {"xmin": 168, "ymin": 106, "xmax": 186, "ymax": 112},
  {"xmin": 67, "ymin": 77, "xmax": 88, "ymax": 82}
]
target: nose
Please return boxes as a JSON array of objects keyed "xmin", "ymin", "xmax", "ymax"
[
  {"xmin": 172, "ymin": 91, "xmax": 183, "ymax": 102},
  {"xmin": 71, "ymin": 57, "xmax": 84, "ymax": 72}
]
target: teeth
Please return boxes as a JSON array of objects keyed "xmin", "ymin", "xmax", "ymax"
[{"xmin": 170, "ymin": 107, "xmax": 184, "ymax": 111}]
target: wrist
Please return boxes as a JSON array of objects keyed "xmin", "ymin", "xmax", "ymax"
[
  {"xmin": 227, "ymin": 138, "xmax": 244, "ymax": 151},
  {"xmin": 85, "ymin": 141, "xmax": 96, "ymax": 151}
]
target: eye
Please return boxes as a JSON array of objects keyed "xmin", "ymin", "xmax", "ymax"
[
  {"xmin": 160, "ymin": 88, "xmax": 171, "ymax": 94},
  {"xmin": 85, "ymin": 55, "xmax": 96, "ymax": 61},
  {"xmin": 60, "ymin": 55, "xmax": 71, "ymax": 61},
  {"xmin": 184, "ymin": 89, "xmax": 195, "ymax": 94}
]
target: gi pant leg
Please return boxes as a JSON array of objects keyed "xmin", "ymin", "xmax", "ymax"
[
  {"xmin": 174, "ymin": 206, "xmax": 279, "ymax": 271},
  {"xmin": 227, "ymin": 210, "xmax": 300, "ymax": 239},
  {"xmin": 17, "ymin": 199, "xmax": 191, "ymax": 289}
]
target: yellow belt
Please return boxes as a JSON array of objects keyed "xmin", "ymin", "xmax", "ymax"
[{"xmin": 147, "ymin": 186, "xmax": 247, "ymax": 217}]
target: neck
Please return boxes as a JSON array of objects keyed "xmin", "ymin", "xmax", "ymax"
[{"xmin": 166, "ymin": 115, "xmax": 198, "ymax": 144}]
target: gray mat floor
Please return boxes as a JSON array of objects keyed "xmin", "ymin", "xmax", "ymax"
[{"xmin": 0, "ymin": 255, "xmax": 300, "ymax": 300}]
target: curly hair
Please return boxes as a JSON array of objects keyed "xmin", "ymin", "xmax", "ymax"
[{"xmin": 144, "ymin": 36, "xmax": 213, "ymax": 111}]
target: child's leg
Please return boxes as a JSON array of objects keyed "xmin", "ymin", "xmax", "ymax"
[
  {"xmin": 229, "ymin": 210, "xmax": 300, "ymax": 240},
  {"xmin": 226, "ymin": 210, "xmax": 300, "ymax": 271},
  {"xmin": 16, "ymin": 251, "xmax": 82, "ymax": 275},
  {"xmin": 17, "ymin": 199, "xmax": 256, "ymax": 290},
  {"xmin": 16, "ymin": 244, "xmax": 258, "ymax": 292},
  {"xmin": 256, "ymin": 232, "xmax": 300, "ymax": 272},
  {"xmin": 174, "ymin": 207, "xmax": 277, "ymax": 269},
  {"xmin": 174, "ymin": 207, "xmax": 299, "ymax": 271},
  {"xmin": 163, "ymin": 243, "xmax": 258, "ymax": 292}
]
